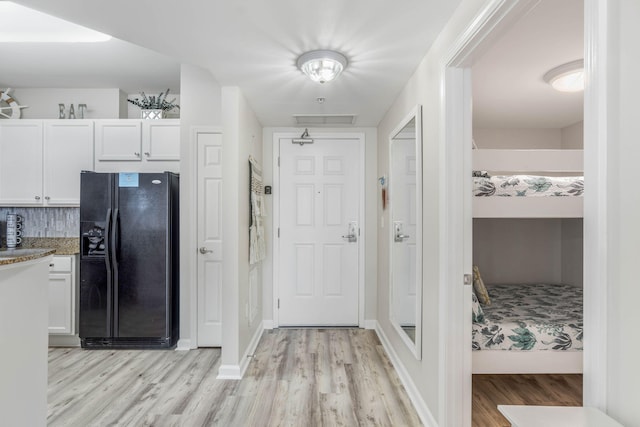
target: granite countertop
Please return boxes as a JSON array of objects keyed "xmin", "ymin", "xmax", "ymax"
[
  {"xmin": 0, "ymin": 248, "xmax": 56, "ymax": 266},
  {"xmin": 9, "ymin": 237, "xmax": 80, "ymax": 256}
]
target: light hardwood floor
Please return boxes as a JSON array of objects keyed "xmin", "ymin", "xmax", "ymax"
[
  {"xmin": 472, "ymin": 374, "xmax": 583, "ymax": 427},
  {"xmin": 48, "ymin": 328, "xmax": 422, "ymax": 426}
]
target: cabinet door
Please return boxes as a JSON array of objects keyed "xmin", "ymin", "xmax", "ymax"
[
  {"xmin": 95, "ymin": 120, "xmax": 142, "ymax": 163},
  {"xmin": 142, "ymin": 120, "xmax": 180, "ymax": 161},
  {"xmin": 44, "ymin": 121, "xmax": 94, "ymax": 205},
  {"xmin": 0, "ymin": 121, "xmax": 43, "ymax": 205},
  {"xmin": 48, "ymin": 273, "xmax": 73, "ymax": 335}
]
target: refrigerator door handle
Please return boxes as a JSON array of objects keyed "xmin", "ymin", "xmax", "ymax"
[
  {"xmin": 112, "ymin": 208, "xmax": 120, "ymax": 265},
  {"xmin": 104, "ymin": 208, "xmax": 113, "ymax": 334},
  {"xmin": 104, "ymin": 208, "xmax": 113, "ymax": 276},
  {"xmin": 111, "ymin": 208, "xmax": 120, "ymax": 336}
]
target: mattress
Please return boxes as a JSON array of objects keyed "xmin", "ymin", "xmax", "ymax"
[
  {"xmin": 472, "ymin": 283, "xmax": 583, "ymax": 352},
  {"xmin": 473, "ymin": 175, "xmax": 583, "ymax": 197}
]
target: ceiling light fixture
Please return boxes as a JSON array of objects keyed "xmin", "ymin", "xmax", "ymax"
[
  {"xmin": 297, "ymin": 50, "xmax": 347, "ymax": 84},
  {"xmin": 0, "ymin": 2, "xmax": 112, "ymax": 43},
  {"xmin": 543, "ymin": 59, "xmax": 584, "ymax": 92}
]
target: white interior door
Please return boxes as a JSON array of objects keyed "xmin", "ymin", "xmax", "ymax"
[
  {"xmin": 391, "ymin": 139, "xmax": 417, "ymax": 326},
  {"xmin": 278, "ymin": 137, "xmax": 361, "ymax": 326},
  {"xmin": 197, "ymin": 131, "xmax": 223, "ymax": 346}
]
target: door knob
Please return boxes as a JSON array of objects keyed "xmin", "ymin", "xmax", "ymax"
[
  {"xmin": 394, "ymin": 233, "xmax": 410, "ymax": 242},
  {"xmin": 199, "ymin": 247, "xmax": 213, "ymax": 254}
]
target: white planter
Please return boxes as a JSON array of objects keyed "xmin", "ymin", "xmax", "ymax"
[{"xmin": 141, "ymin": 109, "xmax": 165, "ymax": 120}]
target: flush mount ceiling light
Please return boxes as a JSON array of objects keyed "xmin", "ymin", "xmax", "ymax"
[
  {"xmin": 543, "ymin": 59, "xmax": 584, "ymax": 92},
  {"xmin": 0, "ymin": 2, "xmax": 112, "ymax": 43},
  {"xmin": 297, "ymin": 50, "xmax": 348, "ymax": 84}
]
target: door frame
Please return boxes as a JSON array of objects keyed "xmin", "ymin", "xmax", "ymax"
[
  {"xmin": 440, "ymin": 0, "xmax": 608, "ymax": 424},
  {"xmin": 272, "ymin": 131, "xmax": 366, "ymax": 328}
]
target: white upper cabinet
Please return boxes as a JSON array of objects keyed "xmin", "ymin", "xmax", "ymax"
[
  {"xmin": 95, "ymin": 120, "xmax": 143, "ymax": 162},
  {"xmin": 44, "ymin": 121, "xmax": 94, "ymax": 205},
  {"xmin": 0, "ymin": 120, "xmax": 44, "ymax": 205},
  {"xmin": 143, "ymin": 120, "xmax": 180, "ymax": 161},
  {"xmin": 95, "ymin": 119, "xmax": 180, "ymax": 172},
  {"xmin": 0, "ymin": 120, "xmax": 93, "ymax": 207}
]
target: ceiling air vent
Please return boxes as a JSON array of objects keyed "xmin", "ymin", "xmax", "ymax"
[{"xmin": 293, "ymin": 114, "xmax": 357, "ymax": 126}]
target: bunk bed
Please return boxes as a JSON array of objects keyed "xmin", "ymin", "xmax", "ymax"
[
  {"xmin": 472, "ymin": 284, "xmax": 583, "ymax": 374},
  {"xmin": 471, "ymin": 148, "xmax": 584, "ymax": 374},
  {"xmin": 472, "ymin": 149, "xmax": 583, "ymax": 218}
]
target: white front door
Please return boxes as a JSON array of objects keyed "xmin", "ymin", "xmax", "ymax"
[
  {"xmin": 196, "ymin": 130, "xmax": 223, "ymax": 346},
  {"xmin": 278, "ymin": 136, "xmax": 362, "ymax": 326}
]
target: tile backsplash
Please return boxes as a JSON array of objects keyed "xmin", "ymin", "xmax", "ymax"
[{"xmin": 0, "ymin": 207, "xmax": 79, "ymax": 238}]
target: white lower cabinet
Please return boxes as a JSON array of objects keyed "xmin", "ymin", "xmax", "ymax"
[{"xmin": 48, "ymin": 255, "xmax": 78, "ymax": 344}]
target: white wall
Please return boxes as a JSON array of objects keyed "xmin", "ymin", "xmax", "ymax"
[
  {"xmin": 473, "ymin": 128, "xmax": 562, "ymax": 149},
  {"xmin": 602, "ymin": 0, "xmax": 640, "ymax": 423},
  {"xmin": 473, "ymin": 218, "xmax": 562, "ymax": 284},
  {"xmin": 561, "ymin": 120, "xmax": 584, "ymax": 149},
  {"xmin": 561, "ymin": 218, "xmax": 583, "ymax": 287},
  {"xmin": 178, "ymin": 63, "xmax": 221, "ymax": 347},
  {"xmin": 221, "ymin": 87, "xmax": 263, "ymax": 367},
  {"xmin": 10, "ymin": 88, "xmax": 122, "ymax": 119},
  {"xmin": 261, "ymin": 127, "xmax": 378, "ymax": 325}
]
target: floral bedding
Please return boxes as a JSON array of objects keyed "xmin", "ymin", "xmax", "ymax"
[
  {"xmin": 472, "ymin": 283, "xmax": 583, "ymax": 352},
  {"xmin": 473, "ymin": 175, "xmax": 584, "ymax": 197}
]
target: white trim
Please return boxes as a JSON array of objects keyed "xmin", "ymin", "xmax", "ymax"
[
  {"xmin": 216, "ymin": 364, "xmax": 242, "ymax": 380},
  {"xmin": 190, "ymin": 126, "xmax": 223, "ymax": 350},
  {"xmin": 374, "ymin": 321, "xmax": 438, "ymax": 427},
  {"xmin": 440, "ymin": 2, "xmax": 540, "ymax": 426},
  {"xmin": 263, "ymin": 320, "xmax": 274, "ymax": 329},
  {"xmin": 272, "ymin": 131, "xmax": 366, "ymax": 328},
  {"xmin": 175, "ymin": 339, "xmax": 192, "ymax": 351},
  {"xmin": 363, "ymin": 319, "xmax": 377, "ymax": 330},
  {"xmin": 582, "ymin": 0, "xmax": 608, "ymax": 410},
  {"xmin": 473, "ymin": 351, "xmax": 583, "ymax": 374},
  {"xmin": 216, "ymin": 320, "xmax": 265, "ymax": 380},
  {"xmin": 48, "ymin": 335, "xmax": 80, "ymax": 347}
]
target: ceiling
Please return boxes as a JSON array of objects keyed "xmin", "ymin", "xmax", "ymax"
[
  {"xmin": 3, "ymin": 0, "xmax": 585, "ymax": 129},
  {"xmin": 472, "ymin": 0, "xmax": 584, "ymax": 129},
  {"xmin": 6, "ymin": 0, "xmax": 461, "ymax": 127}
]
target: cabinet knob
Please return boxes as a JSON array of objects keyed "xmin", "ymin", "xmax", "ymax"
[
  {"xmin": 134, "ymin": 152, "xmax": 140, "ymax": 156},
  {"xmin": 35, "ymin": 195, "xmax": 41, "ymax": 200},
  {"xmin": 144, "ymin": 152, "xmax": 150, "ymax": 157},
  {"xmin": 45, "ymin": 196, "xmax": 50, "ymax": 200},
  {"xmin": 49, "ymin": 263, "xmax": 54, "ymax": 267}
]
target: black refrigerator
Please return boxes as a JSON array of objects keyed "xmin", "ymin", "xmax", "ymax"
[{"xmin": 79, "ymin": 171, "xmax": 179, "ymax": 349}]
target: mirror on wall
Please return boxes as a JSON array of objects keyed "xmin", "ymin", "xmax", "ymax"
[{"xmin": 389, "ymin": 105, "xmax": 422, "ymax": 359}]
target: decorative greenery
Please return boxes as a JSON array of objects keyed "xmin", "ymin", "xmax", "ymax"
[{"xmin": 127, "ymin": 89, "xmax": 179, "ymax": 111}]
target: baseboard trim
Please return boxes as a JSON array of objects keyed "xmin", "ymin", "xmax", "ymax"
[
  {"xmin": 363, "ymin": 319, "xmax": 377, "ymax": 330},
  {"xmin": 175, "ymin": 339, "xmax": 192, "ymax": 351},
  {"xmin": 374, "ymin": 321, "xmax": 438, "ymax": 427},
  {"xmin": 217, "ymin": 364, "xmax": 242, "ymax": 379},
  {"xmin": 48, "ymin": 335, "xmax": 80, "ymax": 347},
  {"xmin": 263, "ymin": 320, "xmax": 274, "ymax": 329},
  {"xmin": 217, "ymin": 321, "xmax": 265, "ymax": 380}
]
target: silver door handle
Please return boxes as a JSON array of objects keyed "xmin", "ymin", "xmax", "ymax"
[
  {"xmin": 342, "ymin": 234, "xmax": 357, "ymax": 243},
  {"xmin": 394, "ymin": 234, "xmax": 410, "ymax": 242},
  {"xmin": 199, "ymin": 247, "xmax": 213, "ymax": 254}
]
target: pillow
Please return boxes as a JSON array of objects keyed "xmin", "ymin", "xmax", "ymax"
[
  {"xmin": 473, "ymin": 265, "xmax": 491, "ymax": 306},
  {"xmin": 472, "ymin": 290, "xmax": 485, "ymax": 323},
  {"xmin": 472, "ymin": 170, "xmax": 491, "ymax": 178}
]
